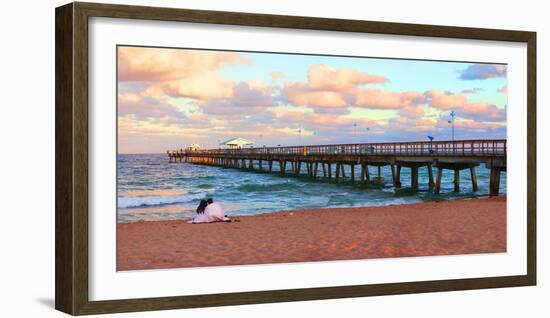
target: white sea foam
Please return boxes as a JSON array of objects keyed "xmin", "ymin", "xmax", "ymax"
[{"xmin": 118, "ymin": 193, "xmax": 204, "ymax": 208}]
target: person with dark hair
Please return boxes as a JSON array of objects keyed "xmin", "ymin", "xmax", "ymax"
[
  {"xmin": 197, "ymin": 200, "xmax": 208, "ymax": 214},
  {"xmin": 187, "ymin": 199, "xmax": 211, "ymax": 223},
  {"xmin": 205, "ymin": 197, "xmax": 229, "ymax": 222}
]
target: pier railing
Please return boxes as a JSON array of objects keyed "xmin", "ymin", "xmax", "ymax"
[{"xmin": 178, "ymin": 139, "xmax": 506, "ymax": 158}]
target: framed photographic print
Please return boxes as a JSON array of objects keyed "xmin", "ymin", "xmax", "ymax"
[{"xmin": 55, "ymin": 2, "xmax": 536, "ymax": 315}]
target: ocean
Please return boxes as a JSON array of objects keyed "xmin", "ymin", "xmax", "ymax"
[{"xmin": 117, "ymin": 153, "xmax": 507, "ymax": 223}]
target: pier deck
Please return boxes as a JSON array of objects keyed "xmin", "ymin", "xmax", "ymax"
[{"xmin": 168, "ymin": 139, "xmax": 506, "ymax": 196}]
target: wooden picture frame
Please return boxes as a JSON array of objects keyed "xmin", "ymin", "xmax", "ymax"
[{"xmin": 55, "ymin": 1, "xmax": 536, "ymax": 315}]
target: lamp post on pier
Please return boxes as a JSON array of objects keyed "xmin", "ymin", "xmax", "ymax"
[{"xmin": 448, "ymin": 110, "xmax": 456, "ymax": 152}]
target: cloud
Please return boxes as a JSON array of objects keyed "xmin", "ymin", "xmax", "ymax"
[
  {"xmin": 353, "ymin": 89, "xmax": 425, "ymax": 109},
  {"xmin": 281, "ymin": 64, "xmax": 428, "ymax": 112},
  {"xmin": 284, "ymin": 83, "xmax": 426, "ymax": 111},
  {"xmin": 272, "ymin": 107, "xmax": 376, "ymax": 130},
  {"xmin": 399, "ymin": 104, "xmax": 425, "ymax": 117},
  {"xmin": 283, "ymin": 81, "xmax": 349, "ymax": 108},
  {"xmin": 118, "ymin": 46, "xmax": 250, "ymax": 82},
  {"xmin": 146, "ymin": 72, "xmax": 235, "ymax": 100},
  {"xmin": 201, "ymin": 81, "xmax": 275, "ymax": 115},
  {"xmin": 388, "ymin": 116, "xmax": 437, "ymax": 132},
  {"xmin": 118, "ymin": 46, "xmax": 255, "ymax": 102},
  {"xmin": 307, "ymin": 64, "xmax": 388, "ymax": 91},
  {"xmin": 426, "ymin": 90, "xmax": 506, "ymax": 122},
  {"xmin": 458, "ymin": 64, "xmax": 507, "ymax": 80},
  {"xmin": 144, "ymin": 75, "xmax": 276, "ymax": 104},
  {"xmin": 434, "ymin": 117, "xmax": 503, "ymax": 132},
  {"xmin": 118, "ymin": 93, "xmax": 186, "ymax": 120}
]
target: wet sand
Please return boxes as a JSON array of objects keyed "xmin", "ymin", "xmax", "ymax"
[{"xmin": 117, "ymin": 197, "xmax": 506, "ymax": 271}]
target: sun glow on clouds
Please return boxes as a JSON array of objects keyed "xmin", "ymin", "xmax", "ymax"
[{"xmin": 117, "ymin": 46, "xmax": 507, "ymax": 153}]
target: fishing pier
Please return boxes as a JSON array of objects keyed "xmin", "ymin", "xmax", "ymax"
[{"xmin": 167, "ymin": 139, "xmax": 506, "ymax": 196}]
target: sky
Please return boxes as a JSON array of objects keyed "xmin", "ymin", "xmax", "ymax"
[{"xmin": 117, "ymin": 46, "xmax": 507, "ymax": 154}]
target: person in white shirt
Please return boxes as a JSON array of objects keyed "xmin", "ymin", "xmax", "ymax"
[
  {"xmin": 187, "ymin": 200, "xmax": 211, "ymax": 224},
  {"xmin": 205, "ymin": 198, "xmax": 229, "ymax": 222}
]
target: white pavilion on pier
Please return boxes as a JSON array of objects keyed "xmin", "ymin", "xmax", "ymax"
[
  {"xmin": 186, "ymin": 143, "xmax": 201, "ymax": 151},
  {"xmin": 220, "ymin": 138, "xmax": 255, "ymax": 149}
]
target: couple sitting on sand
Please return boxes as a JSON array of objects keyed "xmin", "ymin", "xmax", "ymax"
[{"xmin": 188, "ymin": 198, "xmax": 230, "ymax": 224}]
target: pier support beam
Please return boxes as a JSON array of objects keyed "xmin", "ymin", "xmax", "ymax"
[
  {"xmin": 454, "ymin": 169, "xmax": 460, "ymax": 192},
  {"xmin": 411, "ymin": 167, "xmax": 419, "ymax": 190},
  {"xmin": 313, "ymin": 162, "xmax": 319, "ymax": 178},
  {"xmin": 470, "ymin": 167, "xmax": 478, "ymax": 192},
  {"xmin": 427, "ymin": 164, "xmax": 434, "ymax": 189},
  {"xmin": 350, "ymin": 164, "xmax": 355, "ymax": 181},
  {"xmin": 335, "ymin": 163, "xmax": 341, "ymax": 182},
  {"xmin": 328, "ymin": 163, "xmax": 332, "ymax": 180},
  {"xmin": 394, "ymin": 165, "xmax": 402, "ymax": 188},
  {"xmin": 435, "ymin": 167, "xmax": 443, "ymax": 194},
  {"xmin": 490, "ymin": 168, "xmax": 502, "ymax": 197}
]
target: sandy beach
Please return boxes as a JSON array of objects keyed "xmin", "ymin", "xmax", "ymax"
[{"xmin": 117, "ymin": 197, "xmax": 506, "ymax": 271}]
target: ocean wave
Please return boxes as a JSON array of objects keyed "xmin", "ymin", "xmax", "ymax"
[
  {"xmin": 118, "ymin": 193, "xmax": 204, "ymax": 208},
  {"xmin": 326, "ymin": 197, "xmax": 420, "ymax": 209},
  {"xmin": 237, "ymin": 182, "xmax": 299, "ymax": 193},
  {"xmin": 174, "ymin": 175, "xmax": 216, "ymax": 182},
  {"xmin": 196, "ymin": 183, "xmax": 214, "ymax": 189}
]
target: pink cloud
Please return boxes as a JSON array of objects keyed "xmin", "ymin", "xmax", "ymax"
[
  {"xmin": 435, "ymin": 117, "xmax": 502, "ymax": 132},
  {"xmin": 118, "ymin": 93, "xmax": 186, "ymax": 120},
  {"xmin": 201, "ymin": 81, "xmax": 275, "ymax": 116},
  {"xmin": 147, "ymin": 72, "xmax": 235, "ymax": 100},
  {"xmin": 353, "ymin": 89, "xmax": 425, "ymax": 109},
  {"xmin": 119, "ymin": 46, "xmax": 255, "ymax": 101},
  {"xmin": 284, "ymin": 82, "xmax": 348, "ymax": 108},
  {"xmin": 272, "ymin": 108, "xmax": 375, "ymax": 129},
  {"xmin": 118, "ymin": 46, "xmax": 250, "ymax": 82},
  {"xmin": 391, "ymin": 116, "xmax": 437, "ymax": 131},
  {"xmin": 307, "ymin": 64, "xmax": 387, "ymax": 91},
  {"xmin": 400, "ymin": 104, "xmax": 425, "ymax": 117},
  {"xmin": 282, "ymin": 65, "xmax": 426, "ymax": 111},
  {"xmin": 426, "ymin": 90, "xmax": 505, "ymax": 121}
]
